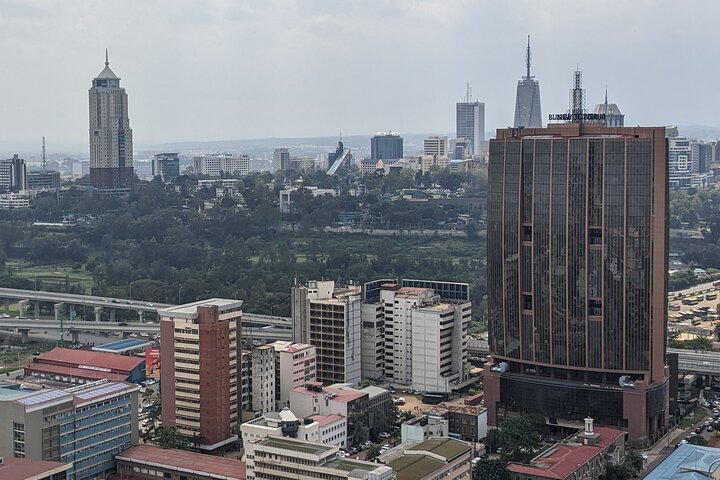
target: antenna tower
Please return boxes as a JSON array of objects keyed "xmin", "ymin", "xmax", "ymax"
[
  {"xmin": 525, "ymin": 35, "xmax": 532, "ymax": 78},
  {"xmin": 465, "ymin": 82, "xmax": 472, "ymax": 102},
  {"xmin": 41, "ymin": 137, "xmax": 47, "ymax": 170},
  {"xmin": 568, "ymin": 68, "xmax": 585, "ymax": 122}
]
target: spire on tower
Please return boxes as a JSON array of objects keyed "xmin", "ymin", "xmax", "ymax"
[
  {"xmin": 41, "ymin": 137, "xmax": 47, "ymax": 171},
  {"xmin": 526, "ymin": 35, "xmax": 532, "ymax": 78},
  {"xmin": 105, "ymin": 48, "xmax": 109, "ymax": 66},
  {"xmin": 604, "ymin": 86, "xmax": 608, "ymax": 106}
]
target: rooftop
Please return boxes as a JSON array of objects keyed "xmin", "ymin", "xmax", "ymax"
[
  {"xmin": 388, "ymin": 454, "xmax": 445, "ymax": 480},
  {"xmin": 308, "ymin": 414, "xmax": 344, "ymax": 427},
  {"xmin": 158, "ymin": 298, "xmax": 243, "ymax": 318},
  {"xmin": 260, "ymin": 436, "xmax": 335, "ymax": 455},
  {"xmin": 25, "ymin": 362, "xmax": 133, "ymax": 382},
  {"xmin": 267, "ymin": 341, "xmax": 314, "ymax": 354},
  {"xmin": 644, "ymin": 443, "xmax": 720, "ymax": 479},
  {"xmin": 92, "ymin": 338, "xmax": 153, "ymax": 353},
  {"xmin": 0, "ymin": 383, "xmax": 38, "ymax": 400},
  {"xmin": 324, "ymin": 457, "xmax": 388, "ymax": 474},
  {"xmin": 293, "ymin": 384, "xmax": 367, "ymax": 403},
  {"xmin": 406, "ymin": 438, "xmax": 472, "ymax": 462},
  {"xmin": 117, "ymin": 445, "xmax": 246, "ymax": 480},
  {"xmin": 361, "ymin": 385, "xmax": 391, "ymax": 399},
  {"xmin": 0, "ymin": 456, "xmax": 71, "ymax": 480},
  {"xmin": 38, "ymin": 347, "xmax": 144, "ymax": 373},
  {"xmin": 507, "ymin": 427, "xmax": 625, "ymax": 479}
]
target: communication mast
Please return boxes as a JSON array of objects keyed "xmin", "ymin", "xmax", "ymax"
[{"xmin": 41, "ymin": 136, "xmax": 47, "ymax": 170}]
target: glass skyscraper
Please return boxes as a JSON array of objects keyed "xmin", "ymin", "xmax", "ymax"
[{"xmin": 484, "ymin": 123, "xmax": 669, "ymax": 445}]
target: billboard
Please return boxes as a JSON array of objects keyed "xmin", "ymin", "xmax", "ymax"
[{"xmin": 145, "ymin": 348, "xmax": 161, "ymax": 379}]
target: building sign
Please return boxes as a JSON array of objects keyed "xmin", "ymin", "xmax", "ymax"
[
  {"xmin": 145, "ymin": 348, "xmax": 161, "ymax": 379},
  {"xmin": 549, "ymin": 113, "xmax": 606, "ymax": 122},
  {"xmin": 78, "ymin": 364, "xmax": 111, "ymax": 373}
]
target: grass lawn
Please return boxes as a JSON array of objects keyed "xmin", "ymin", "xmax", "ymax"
[
  {"xmin": 0, "ymin": 341, "xmax": 54, "ymax": 375},
  {"xmin": 5, "ymin": 260, "xmax": 95, "ymax": 293}
]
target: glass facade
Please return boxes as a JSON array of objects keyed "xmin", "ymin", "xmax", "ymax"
[{"xmin": 489, "ymin": 134, "xmax": 659, "ymax": 376}]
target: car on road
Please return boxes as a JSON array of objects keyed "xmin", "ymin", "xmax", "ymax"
[
  {"xmin": 130, "ymin": 333, "xmax": 138, "ymax": 338},
  {"xmin": 709, "ymin": 425, "xmax": 715, "ymax": 432},
  {"xmin": 0, "ymin": 313, "xmax": 9, "ymax": 318},
  {"xmin": 140, "ymin": 333, "xmax": 149, "ymax": 337},
  {"xmin": 348, "ymin": 447, "xmax": 358, "ymax": 454},
  {"xmin": 111, "ymin": 299, "xmax": 119, "ymax": 303},
  {"xmin": 147, "ymin": 303, "xmax": 154, "ymax": 307},
  {"xmin": 118, "ymin": 322, "xmax": 128, "ymax": 326},
  {"xmin": 378, "ymin": 432, "xmax": 390, "ymax": 439}
]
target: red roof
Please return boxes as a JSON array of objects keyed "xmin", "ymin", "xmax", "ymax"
[
  {"xmin": 507, "ymin": 427, "xmax": 625, "ymax": 480},
  {"xmin": 292, "ymin": 385, "xmax": 366, "ymax": 403},
  {"xmin": 117, "ymin": 445, "xmax": 246, "ymax": 480},
  {"xmin": 308, "ymin": 414, "xmax": 344, "ymax": 427},
  {"xmin": 0, "ymin": 456, "xmax": 71, "ymax": 480},
  {"xmin": 25, "ymin": 363, "xmax": 130, "ymax": 381},
  {"xmin": 38, "ymin": 347, "xmax": 144, "ymax": 373}
]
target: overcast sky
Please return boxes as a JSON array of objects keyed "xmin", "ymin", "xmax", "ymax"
[{"xmin": 0, "ymin": 0, "xmax": 717, "ymax": 151}]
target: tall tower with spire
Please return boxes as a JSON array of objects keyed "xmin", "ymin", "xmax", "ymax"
[
  {"xmin": 513, "ymin": 36, "xmax": 543, "ymax": 128},
  {"xmin": 88, "ymin": 50, "xmax": 134, "ymax": 192}
]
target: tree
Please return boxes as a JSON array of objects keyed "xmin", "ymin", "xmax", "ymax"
[
  {"xmin": 687, "ymin": 434, "xmax": 707, "ymax": 446},
  {"xmin": 367, "ymin": 445, "xmax": 381, "ymax": 460},
  {"xmin": 599, "ymin": 463, "xmax": 633, "ymax": 480},
  {"xmin": 484, "ymin": 428, "xmax": 502, "ymax": 454},
  {"xmin": 623, "ymin": 450, "xmax": 644, "ymax": 476},
  {"xmin": 499, "ymin": 416, "xmax": 542, "ymax": 462},
  {"xmin": 154, "ymin": 426, "xmax": 191, "ymax": 450},
  {"xmin": 473, "ymin": 459, "xmax": 510, "ymax": 480},
  {"xmin": 358, "ymin": 378, "xmax": 376, "ymax": 388}
]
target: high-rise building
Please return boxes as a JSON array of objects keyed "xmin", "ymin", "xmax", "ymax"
[
  {"xmin": 371, "ymin": 132, "xmax": 403, "ymax": 160},
  {"xmin": 513, "ymin": 36, "xmax": 543, "ymax": 129},
  {"xmin": 159, "ymin": 299, "xmax": 243, "ymax": 451},
  {"xmin": 593, "ymin": 89, "xmax": 625, "ymax": 127},
  {"xmin": 0, "ymin": 380, "xmax": 139, "ymax": 480},
  {"xmin": 0, "ymin": 155, "xmax": 27, "ymax": 191},
  {"xmin": 484, "ymin": 123, "xmax": 669, "ymax": 444},
  {"xmin": 667, "ymin": 135, "xmax": 712, "ymax": 188},
  {"xmin": 273, "ymin": 148, "xmax": 290, "ymax": 171},
  {"xmin": 152, "ymin": 153, "xmax": 180, "ymax": 182},
  {"xmin": 691, "ymin": 141, "xmax": 713, "ymax": 174},
  {"xmin": 88, "ymin": 51, "xmax": 134, "ymax": 192},
  {"xmin": 456, "ymin": 86, "xmax": 485, "ymax": 156},
  {"xmin": 291, "ymin": 281, "xmax": 362, "ymax": 385},
  {"xmin": 250, "ymin": 345, "xmax": 277, "ymax": 414},
  {"xmin": 424, "ymin": 136, "xmax": 449, "ymax": 157},
  {"xmin": 193, "ymin": 154, "xmax": 250, "ymax": 177}
]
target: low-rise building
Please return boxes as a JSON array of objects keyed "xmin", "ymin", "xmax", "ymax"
[
  {"xmin": 241, "ymin": 408, "xmax": 320, "ymax": 446},
  {"xmin": 0, "ymin": 456, "xmax": 72, "ymax": 480},
  {"xmin": 430, "ymin": 403, "xmax": 487, "ymax": 442},
  {"xmin": 507, "ymin": 421, "xmax": 626, "ymax": 480},
  {"xmin": 244, "ymin": 436, "xmax": 394, "ymax": 480},
  {"xmin": 289, "ymin": 382, "xmax": 369, "ymax": 446},
  {"xmin": 279, "ymin": 186, "xmax": 338, "ymax": 213},
  {"xmin": 401, "ymin": 413, "xmax": 449, "ymax": 443},
  {"xmin": 644, "ymin": 442, "xmax": 720, "ymax": 479},
  {"xmin": 0, "ymin": 380, "xmax": 139, "ymax": 480},
  {"xmin": 115, "ymin": 444, "xmax": 246, "ymax": 480},
  {"xmin": 308, "ymin": 414, "xmax": 347, "ymax": 448},
  {"xmin": 25, "ymin": 347, "xmax": 145, "ymax": 385},
  {"xmin": 193, "ymin": 154, "xmax": 250, "ymax": 177},
  {"xmin": 387, "ymin": 438, "xmax": 472, "ymax": 480},
  {"xmin": 0, "ymin": 193, "xmax": 30, "ymax": 209}
]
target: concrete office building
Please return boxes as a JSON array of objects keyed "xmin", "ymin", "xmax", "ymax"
[
  {"xmin": 152, "ymin": 153, "xmax": 180, "ymax": 182},
  {"xmin": 290, "ymin": 155, "xmax": 317, "ymax": 171},
  {"xmin": 159, "ymin": 299, "xmax": 243, "ymax": 451},
  {"xmin": 251, "ymin": 345, "xmax": 276, "ymax": 414},
  {"xmin": 387, "ymin": 438, "xmax": 472, "ymax": 480},
  {"xmin": 273, "ymin": 148, "xmax": 290, "ymax": 171},
  {"xmin": 423, "ymin": 136, "xmax": 449, "ymax": 157},
  {"xmin": 371, "ymin": 132, "xmax": 403, "ymax": 160},
  {"xmin": 362, "ymin": 386, "xmax": 394, "ymax": 437},
  {"xmin": 361, "ymin": 302, "xmax": 385, "ymax": 381},
  {"xmin": 291, "ymin": 281, "xmax": 362, "ymax": 385},
  {"xmin": 116, "ymin": 445, "xmax": 247, "ymax": 480},
  {"xmin": 266, "ymin": 341, "xmax": 317, "ymax": 408},
  {"xmin": 456, "ymin": 90, "xmax": 485, "ymax": 156},
  {"xmin": 244, "ymin": 436, "xmax": 394, "ymax": 480},
  {"xmin": 27, "ymin": 171, "xmax": 60, "ymax": 190},
  {"xmin": 372, "ymin": 283, "xmax": 470, "ymax": 393},
  {"xmin": 401, "ymin": 413, "xmax": 449, "ymax": 443},
  {"xmin": 513, "ymin": 37, "xmax": 543, "ymax": 129},
  {"xmin": 485, "ymin": 123, "xmax": 669, "ymax": 444},
  {"xmin": 0, "ymin": 380, "xmax": 139, "ymax": 480},
  {"xmin": 241, "ymin": 408, "xmax": 320, "ymax": 446},
  {"xmin": 0, "ymin": 455, "xmax": 72, "ymax": 480},
  {"xmin": 0, "ymin": 193, "xmax": 30, "ymax": 210},
  {"xmin": 0, "ymin": 155, "xmax": 27, "ymax": 192},
  {"xmin": 193, "ymin": 154, "xmax": 250, "ymax": 177},
  {"xmin": 88, "ymin": 51, "xmax": 134, "ymax": 192}
]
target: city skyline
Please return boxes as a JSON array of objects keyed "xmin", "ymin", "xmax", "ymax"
[{"xmin": 0, "ymin": 1, "xmax": 717, "ymax": 151}]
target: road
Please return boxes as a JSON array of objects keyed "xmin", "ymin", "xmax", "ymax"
[{"xmin": 0, "ymin": 287, "xmax": 173, "ymax": 313}]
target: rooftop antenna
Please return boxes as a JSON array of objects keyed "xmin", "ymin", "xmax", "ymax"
[
  {"xmin": 568, "ymin": 66, "xmax": 585, "ymax": 122},
  {"xmin": 105, "ymin": 48, "xmax": 109, "ymax": 66},
  {"xmin": 465, "ymin": 82, "xmax": 472, "ymax": 102},
  {"xmin": 525, "ymin": 35, "xmax": 532, "ymax": 78},
  {"xmin": 604, "ymin": 86, "xmax": 608, "ymax": 106},
  {"xmin": 41, "ymin": 136, "xmax": 47, "ymax": 171}
]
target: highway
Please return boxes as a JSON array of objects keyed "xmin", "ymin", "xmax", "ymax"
[
  {"xmin": 669, "ymin": 348, "xmax": 720, "ymax": 375},
  {"xmin": 0, "ymin": 318, "xmax": 292, "ymax": 342}
]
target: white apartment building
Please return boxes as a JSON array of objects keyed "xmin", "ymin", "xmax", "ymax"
[
  {"xmin": 423, "ymin": 136, "xmax": 449, "ymax": 157},
  {"xmin": 371, "ymin": 283, "xmax": 470, "ymax": 394},
  {"xmin": 308, "ymin": 414, "xmax": 347, "ymax": 448},
  {"xmin": 266, "ymin": 341, "xmax": 317, "ymax": 408},
  {"xmin": 291, "ymin": 281, "xmax": 362, "ymax": 385},
  {"xmin": 251, "ymin": 345, "xmax": 276, "ymax": 414},
  {"xmin": 193, "ymin": 154, "xmax": 250, "ymax": 177},
  {"xmin": 0, "ymin": 193, "xmax": 30, "ymax": 209}
]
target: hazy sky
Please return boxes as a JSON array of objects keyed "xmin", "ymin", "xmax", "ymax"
[{"xmin": 0, "ymin": 0, "xmax": 717, "ymax": 151}]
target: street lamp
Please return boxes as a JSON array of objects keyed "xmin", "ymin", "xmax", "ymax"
[
  {"xmin": 129, "ymin": 280, "xmax": 137, "ymax": 300},
  {"xmin": 178, "ymin": 285, "xmax": 183, "ymax": 305}
]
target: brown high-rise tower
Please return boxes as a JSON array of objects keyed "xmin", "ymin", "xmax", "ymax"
[{"xmin": 484, "ymin": 123, "xmax": 668, "ymax": 445}]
